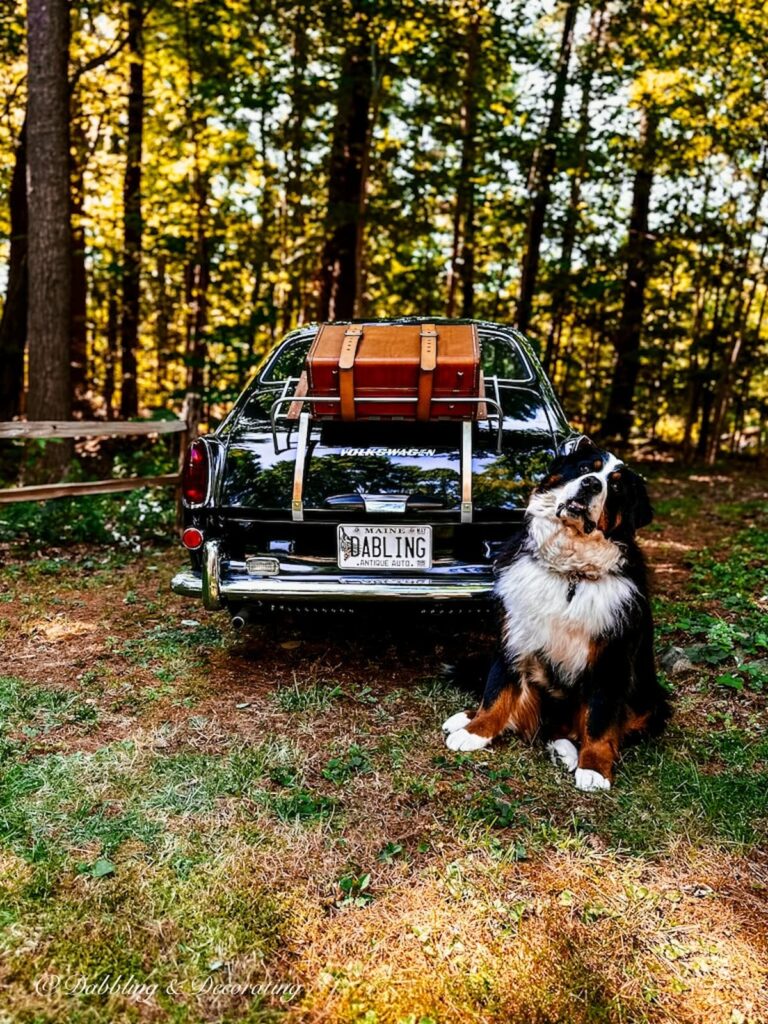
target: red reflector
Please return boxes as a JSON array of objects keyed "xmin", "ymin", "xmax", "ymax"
[
  {"xmin": 182, "ymin": 439, "xmax": 208, "ymax": 504},
  {"xmin": 182, "ymin": 527, "xmax": 204, "ymax": 550}
]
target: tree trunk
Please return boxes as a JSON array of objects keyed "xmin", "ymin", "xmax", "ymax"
[
  {"xmin": 185, "ymin": 178, "xmax": 210, "ymax": 395},
  {"xmin": 599, "ymin": 106, "xmax": 658, "ymax": 442},
  {"xmin": 681, "ymin": 178, "xmax": 713, "ymax": 461},
  {"xmin": 105, "ymin": 289, "xmax": 118, "ymax": 420},
  {"xmin": 354, "ymin": 56, "xmax": 383, "ymax": 318},
  {"xmin": 0, "ymin": 123, "xmax": 28, "ymax": 421},
  {"xmin": 695, "ymin": 273, "xmax": 728, "ymax": 460},
  {"xmin": 705, "ymin": 160, "xmax": 767, "ymax": 463},
  {"xmin": 280, "ymin": 3, "xmax": 310, "ymax": 333},
  {"xmin": 446, "ymin": 189, "xmax": 463, "ymax": 318},
  {"xmin": 516, "ymin": 0, "xmax": 578, "ymax": 335},
  {"xmin": 544, "ymin": 2, "xmax": 604, "ymax": 373},
  {"xmin": 446, "ymin": 14, "xmax": 480, "ymax": 320},
  {"xmin": 26, "ymin": 0, "xmax": 72, "ymax": 482},
  {"xmin": 316, "ymin": 5, "xmax": 373, "ymax": 321},
  {"xmin": 120, "ymin": 0, "xmax": 144, "ymax": 418},
  {"xmin": 155, "ymin": 252, "xmax": 170, "ymax": 388},
  {"xmin": 250, "ymin": 106, "xmax": 276, "ymax": 353},
  {"xmin": 70, "ymin": 116, "xmax": 89, "ymax": 412}
]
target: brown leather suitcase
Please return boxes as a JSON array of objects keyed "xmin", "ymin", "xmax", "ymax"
[{"xmin": 305, "ymin": 322, "xmax": 481, "ymax": 420}]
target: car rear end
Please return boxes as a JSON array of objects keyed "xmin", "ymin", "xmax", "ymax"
[{"xmin": 171, "ymin": 319, "xmax": 569, "ymax": 618}]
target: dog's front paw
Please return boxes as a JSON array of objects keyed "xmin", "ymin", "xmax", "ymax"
[
  {"xmin": 547, "ymin": 738, "xmax": 579, "ymax": 772},
  {"xmin": 442, "ymin": 711, "xmax": 472, "ymax": 734},
  {"xmin": 445, "ymin": 728, "xmax": 490, "ymax": 752},
  {"xmin": 574, "ymin": 768, "xmax": 611, "ymax": 792}
]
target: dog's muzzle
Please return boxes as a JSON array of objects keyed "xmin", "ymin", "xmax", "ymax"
[{"xmin": 557, "ymin": 476, "xmax": 603, "ymax": 534}]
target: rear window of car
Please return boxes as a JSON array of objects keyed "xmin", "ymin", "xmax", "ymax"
[
  {"xmin": 259, "ymin": 328, "xmax": 530, "ymax": 383},
  {"xmin": 233, "ymin": 326, "xmax": 550, "ymax": 431},
  {"xmin": 260, "ymin": 335, "xmax": 313, "ymax": 383}
]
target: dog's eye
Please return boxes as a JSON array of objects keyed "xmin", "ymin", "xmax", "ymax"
[
  {"xmin": 609, "ymin": 474, "xmax": 622, "ymax": 491},
  {"xmin": 578, "ymin": 463, "xmax": 591, "ymax": 475}
]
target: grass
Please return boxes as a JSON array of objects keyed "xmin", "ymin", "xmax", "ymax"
[
  {"xmin": 0, "ymin": 464, "xmax": 766, "ymax": 1022},
  {"xmin": 272, "ymin": 675, "xmax": 344, "ymax": 713}
]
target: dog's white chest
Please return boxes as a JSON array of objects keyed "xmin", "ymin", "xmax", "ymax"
[{"xmin": 495, "ymin": 555, "xmax": 637, "ymax": 681}]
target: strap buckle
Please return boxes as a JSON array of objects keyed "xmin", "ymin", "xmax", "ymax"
[
  {"xmin": 417, "ymin": 324, "xmax": 438, "ymax": 420},
  {"xmin": 339, "ymin": 326, "xmax": 363, "ymax": 420}
]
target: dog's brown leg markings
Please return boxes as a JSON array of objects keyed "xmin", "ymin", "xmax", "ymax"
[
  {"xmin": 578, "ymin": 729, "xmax": 620, "ymax": 780},
  {"xmin": 572, "ymin": 703, "xmax": 621, "ymax": 790},
  {"xmin": 462, "ymin": 687, "xmax": 514, "ymax": 739},
  {"xmin": 624, "ymin": 708, "xmax": 651, "ymax": 734},
  {"xmin": 443, "ymin": 657, "xmax": 542, "ymax": 752},
  {"xmin": 467, "ymin": 680, "xmax": 542, "ymax": 742}
]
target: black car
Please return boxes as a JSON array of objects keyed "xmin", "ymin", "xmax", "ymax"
[{"xmin": 171, "ymin": 317, "xmax": 572, "ymax": 620}]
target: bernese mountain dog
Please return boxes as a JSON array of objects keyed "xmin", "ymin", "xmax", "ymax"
[{"xmin": 442, "ymin": 436, "xmax": 670, "ymax": 791}]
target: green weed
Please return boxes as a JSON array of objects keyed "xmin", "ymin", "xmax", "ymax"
[
  {"xmin": 272, "ymin": 675, "xmax": 343, "ymax": 712},
  {"xmin": 336, "ymin": 869, "xmax": 373, "ymax": 908},
  {"xmin": 322, "ymin": 745, "xmax": 371, "ymax": 785}
]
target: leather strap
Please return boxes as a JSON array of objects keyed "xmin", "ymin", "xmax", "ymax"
[
  {"xmin": 339, "ymin": 325, "xmax": 363, "ymax": 421},
  {"xmin": 417, "ymin": 325, "xmax": 437, "ymax": 421}
]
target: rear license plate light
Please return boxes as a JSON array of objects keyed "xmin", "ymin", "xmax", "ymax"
[{"xmin": 245, "ymin": 556, "xmax": 280, "ymax": 576}]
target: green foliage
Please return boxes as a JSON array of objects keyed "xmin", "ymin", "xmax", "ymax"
[
  {"xmin": 0, "ymin": 746, "xmax": 163, "ymax": 863},
  {"xmin": 336, "ymin": 869, "xmax": 373, "ymax": 908},
  {"xmin": 377, "ymin": 841, "xmax": 404, "ymax": 863},
  {"xmin": 0, "ymin": 487, "xmax": 175, "ymax": 548},
  {"xmin": 690, "ymin": 526, "xmax": 768, "ymax": 613},
  {"xmin": 0, "ymin": 677, "xmax": 99, "ymax": 765},
  {"xmin": 469, "ymin": 785, "xmax": 527, "ymax": 830},
  {"xmin": 604, "ymin": 733, "xmax": 768, "ymax": 852},
  {"xmin": 3, "ymin": 0, "xmax": 768, "ymax": 450},
  {"xmin": 269, "ymin": 787, "xmax": 336, "ymax": 823},
  {"xmin": 321, "ymin": 745, "xmax": 372, "ymax": 785},
  {"xmin": 654, "ymin": 504, "xmax": 768, "ymax": 692},
  {"xmin": 120, "ymin": 622, "xmax": 227, "ymax": 670}
]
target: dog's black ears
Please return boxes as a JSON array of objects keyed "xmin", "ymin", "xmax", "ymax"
[
  {"xmin": 557, "ymin": 434, "xmax": 598, "ymax": 458},
  {"xmin": 547, "ymin": 434, "xmax": 599, "ymax": 476},
  {"xmin": 624, "ymin": 469, "xmax": 653, "ymax": 532}
]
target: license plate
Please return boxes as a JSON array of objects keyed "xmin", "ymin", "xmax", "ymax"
[{"xmin": 337, "ymin": 524, "xmax": 432, "ymax": 570}]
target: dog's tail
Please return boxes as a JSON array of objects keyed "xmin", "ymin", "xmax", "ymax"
[{"xmin": 625, "ymin": 687, "xmax": 673, "ymax": 744}]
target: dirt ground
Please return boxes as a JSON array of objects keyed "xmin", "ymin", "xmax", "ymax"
[{"xmin": 0, "ymin": 462, "xmax": 767, "ymax": 1024}]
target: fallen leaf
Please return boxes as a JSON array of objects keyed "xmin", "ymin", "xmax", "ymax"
[{"xmin": 92, "ymin": 858, "xmax": 115, "ymax": 879}]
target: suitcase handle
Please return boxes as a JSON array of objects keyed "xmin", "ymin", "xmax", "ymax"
[
  {"xmin": 338, "ymin": 326, "xmax": 363, "ymax": 421},
  {"xmin": 417, "ymin": 325, "xmax": 438, "ymax": 421}
]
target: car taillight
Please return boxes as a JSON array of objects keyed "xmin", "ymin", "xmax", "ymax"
[
  {"xmin": 181, "ymin": 527, "xmax": 204, "ymax": 550},
  {"xmin": 182, "ymin": 440, "xmax": 208, "ymax": 504}
]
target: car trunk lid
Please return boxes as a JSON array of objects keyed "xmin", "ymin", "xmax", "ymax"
[{"xmin": 220, "ymin": 419, "xmax": 555, "ymax": 519}]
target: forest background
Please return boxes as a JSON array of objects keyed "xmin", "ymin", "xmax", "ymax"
[{"xmin": 2, "ymin": 0, "xmax": 768, "ymax": 492}]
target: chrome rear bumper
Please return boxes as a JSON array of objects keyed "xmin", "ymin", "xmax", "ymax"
[{"xmin": 172, "ymin": 540, "xmax": 494, "ymax": 607}]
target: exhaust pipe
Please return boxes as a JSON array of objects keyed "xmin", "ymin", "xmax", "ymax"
[{"xmin": 230, "ymin": 608, "xmax": 249, "ymax": 630}]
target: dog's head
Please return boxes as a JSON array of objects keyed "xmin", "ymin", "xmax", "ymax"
[{"xmin": 532, "ymin": 436, "xmax": 652, "ymax": 539}]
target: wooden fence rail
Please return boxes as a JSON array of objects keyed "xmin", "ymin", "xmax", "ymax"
[
  {"xmin": 0, "ymin": 474, "xmax": 182, "ymax": 504},
  {"xmin": 0, "ymin": 417, "xmax": 192, "ymax": 505},
  {"xmin": 0, "ymin": 420, "xmax": 187, "ymax": 440}
]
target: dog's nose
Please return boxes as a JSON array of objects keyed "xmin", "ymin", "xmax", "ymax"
[{"xmin": 580, "ymin": 475, "xmax": 602, "ymax": 496}]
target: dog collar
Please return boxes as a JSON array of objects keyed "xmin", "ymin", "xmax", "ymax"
[{"xmin": 566, "ymin": 573, "xmax": 583, "ymax": 602}]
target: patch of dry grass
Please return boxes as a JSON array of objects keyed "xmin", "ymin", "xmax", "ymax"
[{"xmin": 292, "ymin": 847, "xmax": 767, "ymax": 1024}]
